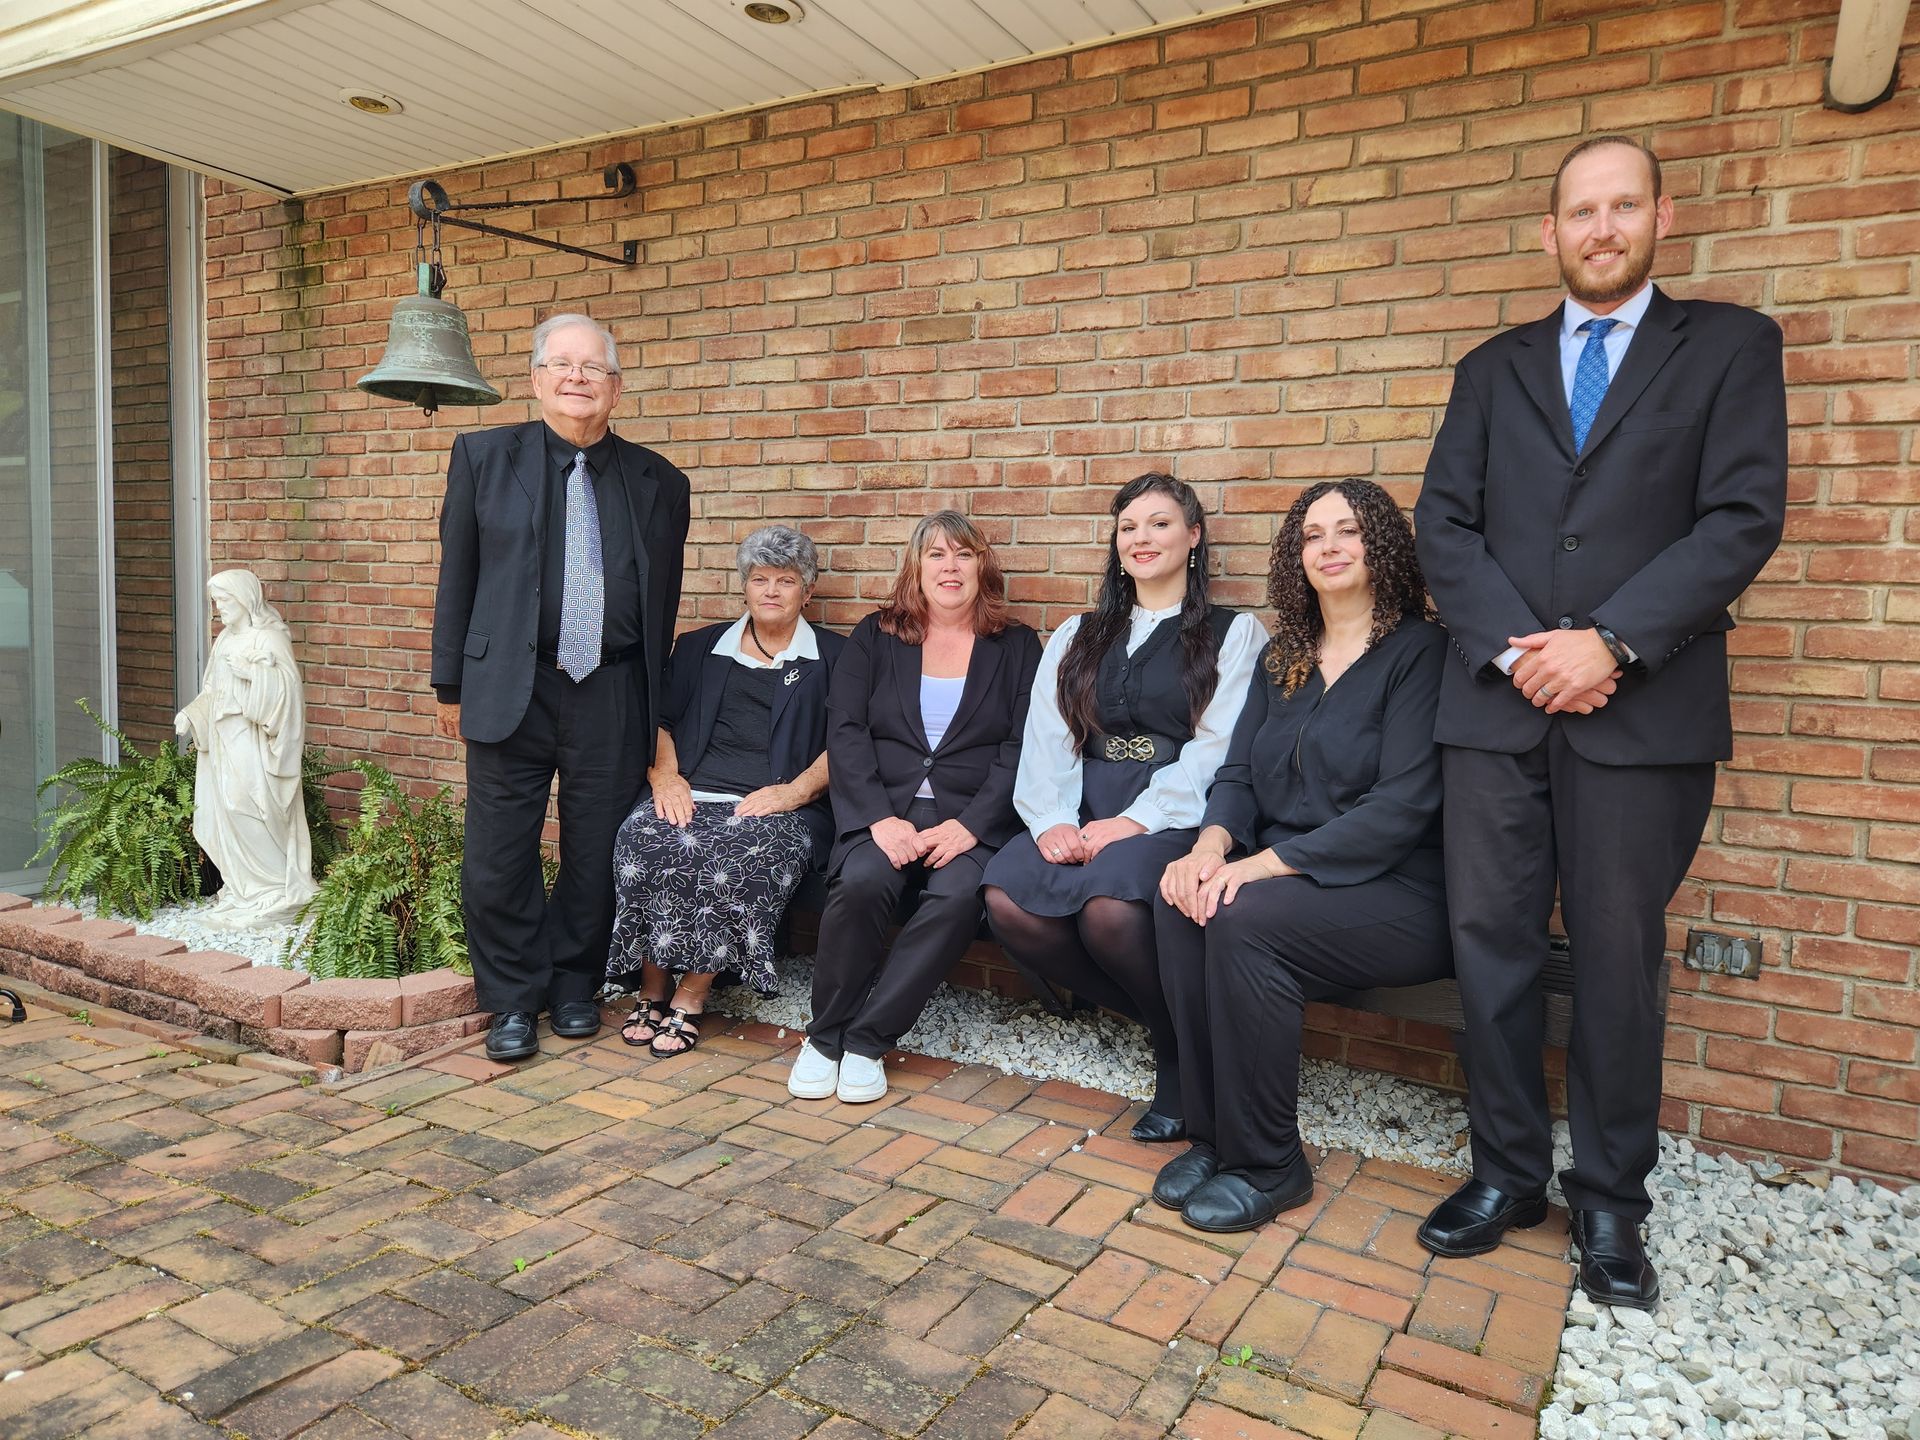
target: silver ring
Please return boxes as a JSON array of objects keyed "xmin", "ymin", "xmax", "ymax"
[
  {"xmin": 1539, "ymin": 688, "xmax": 1554, "ymax": 700},
  {"xmin": 1049, "ymin": 847, "xmax": 1061, "ymax": 857}
]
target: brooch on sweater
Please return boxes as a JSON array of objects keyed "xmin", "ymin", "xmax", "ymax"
[{"xmin": 784, "ymin": 668, "xmax": 800, "ymax": 686}]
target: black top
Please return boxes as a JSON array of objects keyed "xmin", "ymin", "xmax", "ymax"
[
  {"xmin": 662, "ymin": 621, "xmax": 846, "ymax": 865},
  {"xmin": 683, "ymin": 665, "xmax": 780, "ymax": 796},
  {"xmin": 538, "ymin": 423, "xmax": 640, "ymax": 654},
  {"xmin": 1203, "ymin": 618, "xmax": 1446, "ymax": 891},
  {"xmin": 1080, "ymin": 605, "xmax": 1237, "ymax": 822}
]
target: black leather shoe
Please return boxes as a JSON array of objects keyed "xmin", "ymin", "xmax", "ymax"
[
  {"xmin": 1181, "ymin": 1162, "xmax": 1315, "ymax": 1234},
  {"xmin": 1151, "ymin": 1149, "xmax": 1219, "ymax": 1210},
  {"xmin": 1417, "ymin": 1179, "xmax": 1550, "ymax": 1258},
  {"xmin": 1130, "ymin": 1110, "xmax": 1187, "ymax": 1143},
  {"xmin": 485, "ymin": 1012, "xmax": 539, "ymax": 1062},
  {"xmin": 549, "ymin": 1001, "xmax": 602, "ymax": 1039},
  {"xmin": 1572, "ymin": 1210, "xmax": 1659, "ymax": 1311}
]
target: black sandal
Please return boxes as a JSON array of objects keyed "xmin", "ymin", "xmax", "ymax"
[
  {"xmin": 649, "ymin": 1008, "xmax": 704, "ymax": 1058},
  {"xmin": 621, "ymin": 998, "xmax": 670, "ymax": 1048}
]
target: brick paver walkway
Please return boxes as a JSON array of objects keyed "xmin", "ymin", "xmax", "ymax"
[{"xmin": 0, "ymin": 984, "xmax": 1572, "ymax": 1440}]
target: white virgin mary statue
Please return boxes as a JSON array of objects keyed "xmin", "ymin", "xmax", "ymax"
[{"xmin": 174, "ymin": 570, "xmax": 318, "ymax": 928}]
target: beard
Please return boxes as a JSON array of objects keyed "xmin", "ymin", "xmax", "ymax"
[{"xmin": 1557, "ymin": 231, "xmax": 1656, "ymax": 306}]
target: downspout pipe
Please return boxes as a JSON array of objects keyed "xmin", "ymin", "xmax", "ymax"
[{"xmin": 1825, "ymin": 0, "xmax": 1910, "ymax": 111}]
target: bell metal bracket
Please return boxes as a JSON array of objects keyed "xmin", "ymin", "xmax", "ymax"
[{"xmin": 408, "ymin": 164, "xmax": 640, "ymax": 268}]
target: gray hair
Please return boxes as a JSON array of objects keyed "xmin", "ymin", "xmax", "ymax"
[
  {"xmin": 736, "ymin": 526, "xmax": 818, "ymax": 589},
  {"xmin": 531, "ymin": 313, "xmax": 620, "ymax": 373}
]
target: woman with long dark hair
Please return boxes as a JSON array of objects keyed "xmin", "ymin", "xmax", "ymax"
[
  {"xmin": 982, "ymin": 474, "xmax": 1264, "ymax": 1140},
  {"xmin": 1150, "ymin": 479, "xmax": 1457, "ymax": 1233}
]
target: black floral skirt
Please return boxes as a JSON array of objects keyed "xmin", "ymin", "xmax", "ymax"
[{"xmin": 607, "ymin": 799, "xmax": 812, "ymax": 995}]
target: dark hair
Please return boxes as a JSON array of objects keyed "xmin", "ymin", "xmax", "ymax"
[
  {"xmin": 1549, "ymin": 135, "xmax": 1662, "ymax": 216},
  {"xmin": 1265, "ymin": 480, "xmax": 1433, "ymax": 696},
  {"xmin": 875, "ymin": 510, "xmax": 1012, "ymax": 644},
  {"xmin": 1057, "ymin": 473, "xmax": 1219, "ymax": 747}
]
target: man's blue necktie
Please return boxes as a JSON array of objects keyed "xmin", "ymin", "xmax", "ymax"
[
  {"xmin": 1570, "ymin": 317, "xmax": 1619, "ymax": 454},
  {"xmin": 556, "ymin": 449, "xmax": 604, "ymax": 682}
]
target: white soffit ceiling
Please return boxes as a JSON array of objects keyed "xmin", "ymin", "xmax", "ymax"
[{"xmin": 0, "ymin": 0, "xmax": 1264, "ymax": 196}]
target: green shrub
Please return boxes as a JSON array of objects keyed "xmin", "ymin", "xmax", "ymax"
[
  {"xmin": 34, "ymin": 701, "xmax": 198, "ymax": 919},
  {"xmin": 283, "ymin": 760, "xmax": 467, "ymax": 980},
  {"xmin": 35, "ymin": 699, "xmax": 345, "ymax": 919}
]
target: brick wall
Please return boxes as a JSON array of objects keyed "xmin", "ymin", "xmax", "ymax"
[
  {"xmin": 110, "ymin": 148, "xmax": 177, "ymax": 750},
  {"xmin": 201, "ymin": 0, "xmax": 1920, "ymax": 1185}
]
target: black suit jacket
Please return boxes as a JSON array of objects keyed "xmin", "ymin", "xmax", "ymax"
[
  {"xmin": 431, "ymin": 420, "xmax": 692, "ymax": 750},
  {"xmin": 662, "ymin": 620, "xmax": 847, "ymax": 863},
  {"xmin": 1414, "ymin": 288, "xmax": 1787, "ymax": 765},
  {"xmin": 825, "ymin": 612, "xmax": 1043, "ymax": 872}
]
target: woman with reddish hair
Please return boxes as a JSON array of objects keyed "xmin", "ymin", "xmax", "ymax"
[{"xmin": 790, "ymin": 511, "xmax": 1042, "ymax": 1106}]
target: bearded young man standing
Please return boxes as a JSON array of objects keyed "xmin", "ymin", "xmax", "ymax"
[{"xmin": 1412, "ymin": 137, "xmax": 1787, "ymax": 1309}]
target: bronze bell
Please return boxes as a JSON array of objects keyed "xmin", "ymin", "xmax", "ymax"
[{"xmin": 357, "ymin": 265, "xmax": 502, "ymax": 416}]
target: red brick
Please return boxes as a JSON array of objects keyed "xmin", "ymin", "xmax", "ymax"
[
  {"xmin": 343, "ymin": 1016, "xmax": 488, "ymax": 1071},
  {"xmin": 82, "ymin": 933, "xmax": 188, "ymax": 989},
  {"xmin": 399, "ymin": 970, "xmax": 479, "ymax": 1025},
  {"xmin": 195, "ymin": 965, "xmax": 310, "ymax": 1028},
  {"xmin": 281, "ymin": 978, "xmax": 404, "ymax": 1031},
  {"xmin": 145, "ymin": 949, "xmax": 253, "ymax": 1002}
]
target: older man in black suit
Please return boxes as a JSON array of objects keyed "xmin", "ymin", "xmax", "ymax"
[
  {"xmin": 1413, "ymin": 137, "xmax": 1787, "ymax": 1309},
  {"xmin": 432, "ymin": 313, "xmax": 690, "ymax": 1062}
]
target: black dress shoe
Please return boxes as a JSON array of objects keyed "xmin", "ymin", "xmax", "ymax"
[
  {"xmin": 1181, "ymin": 1162, "xmax": 1315, "ymax": 1234},
  {"xmin": 1571, "ymin": 1210, "xmax": 1659, "ymax": 1311},
  {"xmin": 485, "ymin": 1012, "xmax": 539, "ymax": 1062},
  {"xmin": 549, "ymin": 1001, "xmax": 602, "ymax": 1039},
  {"xmin": 1417, "ymin": 1179, "xmax": 1550, "ymax": 1258},
  {"xmin": 1151, "ymin": 1149, "xmax": 1219, "ymax": 1210},
  {"xmin": 1130, "ymin": 1110, "xmax": 1187, "ymax": 1143}
]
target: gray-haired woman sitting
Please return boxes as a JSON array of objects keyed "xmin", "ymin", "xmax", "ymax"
[{"xmin": 609, "ymin": 526, "xmax": 846, "ymax": 1056}]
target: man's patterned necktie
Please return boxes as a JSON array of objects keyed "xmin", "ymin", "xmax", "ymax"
[
  {"xmin": 556, "ymin": 449, "xmax": 603, "ymax": 682},
  {"xmin": 1570, "ymin": 317, "xmax": 1619, "ymax": 454}
]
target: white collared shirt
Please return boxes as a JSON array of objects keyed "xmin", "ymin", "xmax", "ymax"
[
  {"xmin": 709, "ymin": 612, "xmax": 819, "ymax": 668},
  {"xmin": 1014, "ymin": 603, "xmax": 1266, "ymax": 836}
]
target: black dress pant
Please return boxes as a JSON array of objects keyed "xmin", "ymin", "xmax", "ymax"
[
  {"xmin": 1443, "ymin": 728, "xmax": 1715, "ymax": 1221},
  {"xmin": 1156, "ymin": 872, "xmax": 1451, "ymax": 1192},
  {"xmin": 463, "ymin": 658, "xmax": 645, "ymax": 1016},
  {"xmin": 809, "ymin": 800, "xmax": 989, "ymax": 1062}
]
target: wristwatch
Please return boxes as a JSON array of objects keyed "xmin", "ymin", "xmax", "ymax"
[{"xmin": 1593, "ymin": 624, "xmax": 1636, "ymax": 670}]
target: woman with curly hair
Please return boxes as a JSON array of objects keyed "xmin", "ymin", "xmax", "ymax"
[
  {"xmin": 1149, "ymin": 479, "xmax": 1456, "ymax": 1233},
  {"xmin": 983, "ymin": 474, "xmax": 1265, "ymax": 1142}
]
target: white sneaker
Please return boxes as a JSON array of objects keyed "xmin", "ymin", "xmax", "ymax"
[
  {"xmin": 788, "ymin": 1039, "xmax": 839, "ymax": 1100},
  {"xmin": 836, "ymin": 1052, "xmax": 888, "ymax": 1104}
]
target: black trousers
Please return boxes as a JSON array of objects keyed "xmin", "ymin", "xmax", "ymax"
[
  {"xmin": 808, "ymin": 800, "xmax": 989, "ymax": 1062},
  {"xmin": 1156, "ymin": 873, "xmax": 1451, "ymax": 1192},
  {"xmin": 463, "ymin": 658, "xmax": 645, "ymax": 1016},
  {"xmin": 1443, "ymin": 728, "xmax": 1715, "ymax": 1221}
]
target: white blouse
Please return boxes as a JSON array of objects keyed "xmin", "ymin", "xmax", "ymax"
[
  {"xmin": 1013, "ymin": 603, "xmax": 1266, "ymax": 838},
  {"xmin": 915, "ymin": 673, "xmax": 967, "ymax": 799}
]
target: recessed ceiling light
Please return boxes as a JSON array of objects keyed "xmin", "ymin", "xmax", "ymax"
[
  {"xmin": 745, "ymin": 2, "xmax": 802, "ymax": 22},
  {"xmin": 338, "ymin": 88, "xmax": 403, "ymax": 115}
]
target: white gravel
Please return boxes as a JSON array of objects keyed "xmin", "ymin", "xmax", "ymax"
[
  {"xmin": 77, "ymin": 897, "xmax": 308, "ymax": 967},
  {"xmin": 67, "ymin": 916, "xmax": 1919, "ymax": 1438},
  {"xmin": 708, "ymin": 952, "xmax": 1477, "ymax": 1173}
]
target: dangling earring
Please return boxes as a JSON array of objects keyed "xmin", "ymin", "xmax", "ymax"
[{"xmin": 1188, "ymin": 552, "xmax": 1196, "ymax": 569}]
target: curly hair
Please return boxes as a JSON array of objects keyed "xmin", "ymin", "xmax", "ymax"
[
  {"xmin": 1057, "ymin": 473, "xmax": 1220, "ymax": 747},
  {"xmin": 1264, "ymin": 479, "xmax": 1433, "ymax": 695}
]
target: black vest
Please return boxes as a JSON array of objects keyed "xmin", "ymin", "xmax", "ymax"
[{"xmin": 1078, "ymin": 606, "xmax": 1237, "ymax": 822}]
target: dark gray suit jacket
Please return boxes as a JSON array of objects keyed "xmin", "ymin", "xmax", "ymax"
[
  {"xmin": 1415, "ymin": 288, "xmax": 1787, "ymax": 765},
  {"xmin": 431, "ymin": 420, "xmax": 691, "ymax": 750}
]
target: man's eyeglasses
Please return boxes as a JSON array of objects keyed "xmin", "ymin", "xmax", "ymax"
[{"xmin": 537, "ymin": 359, "xmax": 616, "ymax": 382}]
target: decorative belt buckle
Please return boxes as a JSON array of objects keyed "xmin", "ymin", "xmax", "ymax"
[{"xmin": 1103, "ymin": 735, "xmax": 1154, "ymax": 762}]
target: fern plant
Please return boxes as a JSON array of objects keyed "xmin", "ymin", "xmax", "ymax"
[
  {"xmin": 34, "ymin": 700, "xmax": 199, "ymax": 919},
  {"xmin": 301, "ymin": 747, "xmax": 345, "ymax": 876},
  {"xmin": 284, "ymin": 760, "xmax": 468, "ymax": 980}
]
